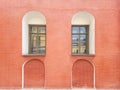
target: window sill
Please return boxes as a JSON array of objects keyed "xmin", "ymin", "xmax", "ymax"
[
  {"xmin": 72, "ymin": 54, "xmax": 95, "ymax": 56},
  {"xmin": 22, "ymin": 54, "xmax": 45, "ymax": 56}
]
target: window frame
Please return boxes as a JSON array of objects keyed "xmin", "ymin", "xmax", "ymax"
[
  {"xmin": 28, "ymin": 24, "xmax": 46, "ymax": 55},
  {"xmin": 71, "ymin": 25, "xmax": 89, "ymax": 55}
]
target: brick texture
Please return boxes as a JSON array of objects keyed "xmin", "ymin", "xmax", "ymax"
[
  {"xmin": 72, "ymin": 60, "xmax": 94, "ymax": 88},
  {"xmin": 0, "ymin": 0, "xmax": 119, "ymax": 89},
  {"xmin": 24, "ymin": 59, "xmax": 44, "ymax": 88}
]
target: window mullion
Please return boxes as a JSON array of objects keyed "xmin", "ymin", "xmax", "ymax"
[
  {"xmin": 29, "ymin": 32, "xmax": 33, "ymax": 53},
  {"xmin": 86, "ymin": 27, "xmax": 89, "ymax": 54},
  {"xmin": 37, "ymin": 29, "xmax": 39, "ymax": 54},
  {"xmin": 79, "ymin": 27, "xmax": 80, "ymax": 54}
]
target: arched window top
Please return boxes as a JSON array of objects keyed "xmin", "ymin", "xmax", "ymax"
[
  {"xmin": 22, "ymin": 11, "xmax": 46, "ymax": 25},
  {"xmin": 72, "ymin": 11, "xmax": 95, "ymax": 25}
]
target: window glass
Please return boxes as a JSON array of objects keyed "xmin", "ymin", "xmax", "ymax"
[
  {"xmin": 38, "ymin": 27, "xmax": 46, "ymax": 33},
  {"xmin": 72, "ymin": 46, "xmax": 79, "ymax": 54},
  {"xmin": 40, "ymin": 41, "xmax": 45, "ymax": 47},
  {"xmin": 80, "ymin": 27, "xmax": 86, "ymax": 33},
  {"xmin": 72, "ymin": 27, "xmax": 79, "ymax": 33},
  {"xmin": 72, "ymin": 35, "xmax": 79, "ymax": 41},
  {"xmin": 80, "ymin": 35, "xmax": 86, "ymax": 41},
  {"xmin": 72, "ymin": 26, "xmax": 88, "ymax": 54},
  {"xmin": 29, "ymin": 25, "xmax": 46, "ymax": 55},
  {"xmin": 31, "ymin": 26, "xmax": 37, "ymax": 33}
]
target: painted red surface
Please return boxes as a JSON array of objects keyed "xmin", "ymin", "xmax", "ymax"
[
  {"xmin": 24, "ymin": 59, "xmax": 44, "ymax": 88},
  {"xmin": 72, "ymin": 60, "xmax": 94, "ymax": 88},
  {"xmin": 0, "ymin": 0, "xmax": 119, "ymax": 89}
]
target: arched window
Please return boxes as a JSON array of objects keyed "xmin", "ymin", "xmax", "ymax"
[
  {"xmin": 71, "ymin": 11, "xmax": 95, "ymax": 55},
  {"xmin": 22, "ymin": 11, "xmax": 46, "ymax": 55}
]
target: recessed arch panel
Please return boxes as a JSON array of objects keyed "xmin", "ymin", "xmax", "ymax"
[
  {"xmin": 72, "ymin": 59, "xmax": 95, "ymax": 88},
  {"xmin": 22, "ymin": 59, "xmax": 45, "ymax": 88}
]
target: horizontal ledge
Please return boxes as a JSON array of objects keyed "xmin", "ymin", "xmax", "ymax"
[
  {"xmin": 71, "ymin": 54, "xmax": 95, "ymax": 56},
  {"xmin": 22, "ymin": 88, "xmax": 96, "ymax": 90},
  {"xmin": 22, "ymin": 54, "xmax": 45, "ymax": 56}
]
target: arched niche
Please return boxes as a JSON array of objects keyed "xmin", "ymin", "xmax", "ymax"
[
  {"xmin": 22, "ymin": 59, "xmax": 45, "ymax": 88},
  {"xmin": 72, "ymin": 59, "xmax": 95, "ymax": 88},
  {"xmin": 22, "ymin": 11, "xmax": 46, "ymax": 55},
  {"xmin": 72, "ymin": 11, "xmax": 95, "ymax": 55}
]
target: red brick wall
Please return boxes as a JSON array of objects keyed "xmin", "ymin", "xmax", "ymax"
[{"xmin": 0, "ymin": 0, "xmax": 119, "ymax": 89}]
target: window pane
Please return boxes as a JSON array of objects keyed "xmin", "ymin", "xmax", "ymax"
[
  {"xmin": 79, "ymin": 46, "xmax": 86, "ymax": 54},
  {"xmin": 41, "ymin": 36, "xmax": 45, "ymax": 41},
  {"xmin": 31, "ymin": 26, "xmax": 37, "ymax": 33},
  {"xmin": 72, "ymin": 35, "xmax": 79, "ymax": 44},
  {"xmin": 80, "ymin": 27, "xmax": 86, "ymax": 33},
  {"xmin": 31, "ymin": 47, "xmax": 37, "ymax": 54},
  {"xmin": 38, "ymin": 35, "xmax": 45, "ymax": 41},
  {"xmin": 72, "ymin": 35, "xmax": 79, "ymax": 41},
  {"xmin": 72, "ymin": 27, "xmax": 79, "ymax": 33},
  {"xmin": 32, "ymin": 35, "xmax": 37, "ymax": 40},
  {"xmin": 40, "ymin": 41, "xmax": 45, "ymax": 47},
  {"xmin": 31, "ymin": 34, "xmax": 37, "ymax": 47},
  {"xmin": 30, "ymin": 34, "xmax": 37, "ymax": 54},
  {"xmin": 37, "ymin": 35, "xmax": 45, "ymax": 47},
  {"xmin": 32, "ymin": 40, "xmax": 37, "ymax": 47},
  {"xmin": 38, "ymin": 48, "xmax": 45, "ymax": 54},
  {"xmin": 80, "ymin": 41, "xmax": 86, "ymax": 46},
  {"xmin": 72, "ymin": 46, "xmax": 79, "ymax": 54},
  {"xmin": 80, "ymin": 35, "xmax": 86, "ymax": 41},
  {"xmin": 38, "ymin": 27, "xmax": 46, "ymax": 33}
]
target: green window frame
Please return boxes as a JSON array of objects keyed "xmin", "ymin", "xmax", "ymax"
[
  {"xmin": 72, "ymin": 25, "xmax": 89, "ymax": 55},
  {"xmin": 29, "ymin": 25, "xmax": 46, "ymax": 55}
]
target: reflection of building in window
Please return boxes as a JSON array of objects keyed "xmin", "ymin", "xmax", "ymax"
[
  {"xmin": 29, "ymin": 25, "xmax": 46, "ymax": 54},
  {"xmin": 72, "ymin": 25, "xmax": 88, "ymax": 54}
]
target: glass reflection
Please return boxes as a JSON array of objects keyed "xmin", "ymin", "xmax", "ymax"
[
  {"xmin": 29, "ymin": 25, "xmax": 46, "ymax": 54},
  {"xmin": 80, "ymin": 27, "xmax": 86, "ymax": 33},
  {"xmin": 38, "ymin": 27, "xmax": 45, "ymax": 33},
  {"xmin": 72, "ymin": 47, "xmax": 79, "ymax": 54},
  {"xmin": 32, "ymin": 47, "xmax": 37, "ymax": 54},
  {"xmin": 80, "ymin": 42, "xmax": 86, "ymax": 46},
  {"xmin": 72, "ymin": 35, "xmax": 79, "ymax": 41},
  {"xmin": 40, "ymin": 41, "xmax": 45, "ymax": 47},
  {"xmin": 80, "ymin": 46, "xmax": 86, "ymax": 54},
  {"xmin": 72, "ymin": 26, "xmax": 88, "ymax": 54},
  {"xmin": 31, "ymin": 27, "xmax": 37, "ymax": 33},
  {"xmin": 72, "ymin": 27, "xmax": 79, "ymax": 33},
  {"xmin": 38, "ymin": 48, "xmax": 45, "ymax": 54},
  {"xmin": 80, "ymin": 35, "xmax": 86, "ymax": 41}
]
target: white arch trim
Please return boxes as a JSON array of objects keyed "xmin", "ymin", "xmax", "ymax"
[
  {"xmin": 22, "ymin": 11, "xmax": 46, "ymax": 55},
  {"xmin": 72, "ymin": 11, "xmax": 95, "ymax": 55},
  {"xmin": 71, "ymin": 59, "xmax": 96, "ymax": 89}
]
